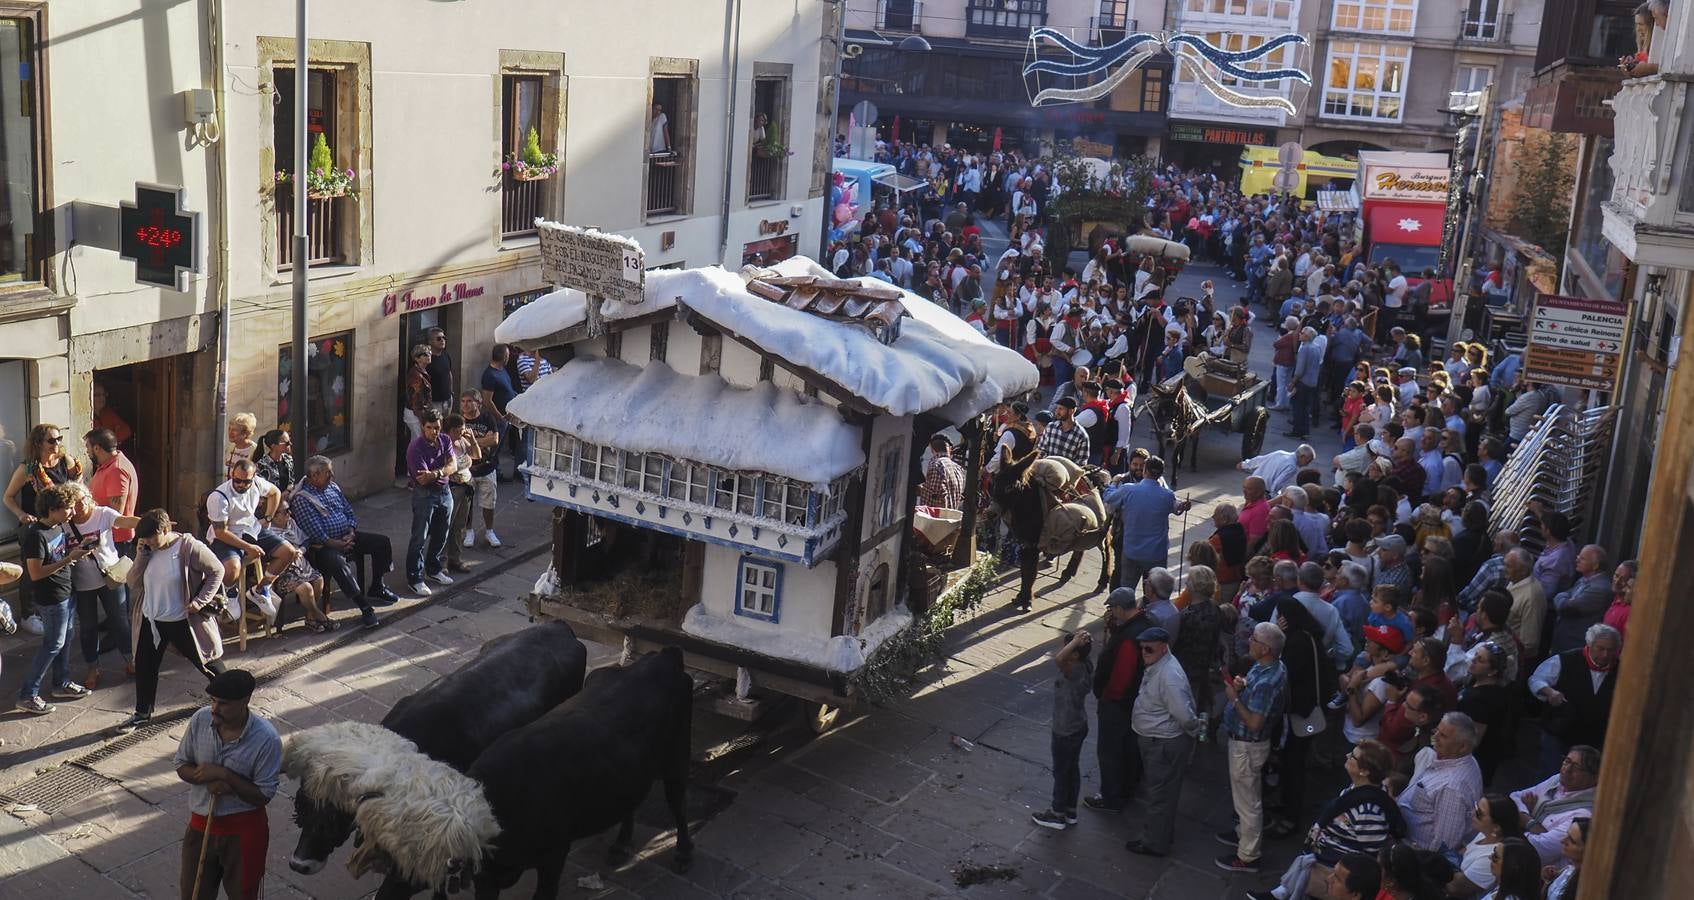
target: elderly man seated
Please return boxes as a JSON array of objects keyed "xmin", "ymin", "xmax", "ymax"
[
  {"xmin": 1511, "ymin": 745, "xmax": 1600, "ymax": 865},
  {"xmin": 1395, "ymin": 711, "xmax": 1485, "ymax": 853},
  {"xmin": 1238, "ymin": 444, "xmax": 1316, "ymax": 495}
]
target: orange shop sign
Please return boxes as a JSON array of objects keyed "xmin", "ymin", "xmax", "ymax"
[
  {"xmin": 382, "ymin": 281, "xmax": 487, "ymax": 317},
  {"xmin": 1360, "ymin": 165, "xmax": 1450, "ymax": 202}
]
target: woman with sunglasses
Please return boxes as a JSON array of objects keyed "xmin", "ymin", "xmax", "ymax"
[
  {"xmin": 1477, "ymin": 837, "xmax": 1541, "ymax": 900},
  {"xmin": 1248, "ymin": 740, "xmax": 1403, "ymax": 900},
  {"xmin": 1457, "ymin": 640, "xmax": 1513, "ymax": 785},
  {"xmin": 1449, "ymin": 795, "xmax": 1524, "ymax": 895},
  {"xmin": 4, "ymin": 424, "xmax": 85, "ymax": 633}
]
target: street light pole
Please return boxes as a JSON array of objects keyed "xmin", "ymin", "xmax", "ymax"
[
  {"xmin": 819, "ymin": 0, "xmax": 845, "ymax": 262},
  {"xmin": 290, "ymin": 0, "xmax": 309, "ymax": 454}
]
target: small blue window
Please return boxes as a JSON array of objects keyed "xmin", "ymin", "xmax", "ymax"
[{"xmin": 734, "ymin": 557, "xmax": 783, "ymax": 622}]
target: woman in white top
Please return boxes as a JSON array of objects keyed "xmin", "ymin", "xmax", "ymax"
[
  {"xmin": 117, "ymin": 510, "xmax": 226, "ymax": 734},
  {"xmin": 63, "ymin": 482, "xmax": 140, "ymax": 689},
  {"xmin": 1447, "ymin": 794, "xmax": 1523, "ymax": 896}
]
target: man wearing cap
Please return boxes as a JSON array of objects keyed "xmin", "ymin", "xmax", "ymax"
[
  {"xmin": 1037, "ymin": 397, "xmax": 1090, "ymax": 465},
  {"xmin": 1126, "ymin": 626, "xmax": 1199, "ymax": 857},
  {"xmin": 1087, "ymin": 588, "xmax": 1155, "ymax": 813},
  {"xmin": 174, "ymin": 669, "xmax": 282, "ymax": 900},
  {"xmin": 1102, "ymin": 456, "xmax": 1193, "ymax": 592}
]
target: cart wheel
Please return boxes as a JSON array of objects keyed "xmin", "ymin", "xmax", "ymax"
[
  {"xmin": 1242, "ymin": 407, "xmax": 1270, "ymax": 458},
  {"xmin": 810, "ymin": 702, "xmax": 842, "ymax": 735}
]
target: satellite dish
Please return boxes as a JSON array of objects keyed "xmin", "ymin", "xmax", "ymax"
[{"xmin": 852, "ymin": 100, "xmax": 879, "ymax": 128}]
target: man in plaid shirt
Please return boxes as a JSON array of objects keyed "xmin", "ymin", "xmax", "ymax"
[
  {"xmin": 920, "ymin": 435, "xmax": 966, "ymax": 511},
  {"xmin": 290, "ymin": 455, "xmax": 401, "ymax": 615},
  {"xmin": 1036, "ymin": 397, "xmax": 1090, "ymax": 464}
]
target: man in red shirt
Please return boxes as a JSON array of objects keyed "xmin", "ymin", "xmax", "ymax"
[
  {"xmin": 1238, "ymin": 476, "xmax": 1271, "ymax": 547},
  {"xmin": 84, "ymin": 428, "xmax": 138, "ymax": 553}
]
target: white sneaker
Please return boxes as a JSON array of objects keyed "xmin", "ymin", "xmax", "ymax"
[
  {"xmin": 485, "ymin": 530, "xmax": 502, "ymax": 548},
  {"xmin": 409, "ymin": 581, "xmax": 433, "ymax": 596},
  {"xmin": 428, "ymin": 571, "xmax": 454, "ymax": 586},
  {"xmin": 21, "ymin": 614, "xmax": 43, "ymax": 635},
  {"xmin": 462, "ymin": 533, "xmax": 475, "ymax": 548}
]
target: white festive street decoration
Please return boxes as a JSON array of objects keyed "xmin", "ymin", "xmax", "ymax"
[
  {"xmin": 1397, "ymin": 217, "xmax": 1423, "ymax": 232},
  {"xmin": 1022, "ymin": 27, "xmax": 1311, "ymax": 114}
]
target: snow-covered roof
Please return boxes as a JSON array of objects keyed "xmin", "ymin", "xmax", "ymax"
[
  {"xmin": 689, "ymin": 257, "xmax": 1037, "ymax": 419},
  {"xmin": 495, "ymin": 255, "xmax": 1037, "ymax": 422},
  {"xmin": 506, "ymin": 357, "xmax": 865, "ymax": 486}
]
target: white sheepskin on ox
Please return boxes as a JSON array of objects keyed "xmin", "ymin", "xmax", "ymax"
[{"xmin": 283, "ymin": 721, "xmax": 499, "ymax": 892}]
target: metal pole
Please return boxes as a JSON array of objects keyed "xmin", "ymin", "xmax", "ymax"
[
  {"xmin": 290, "ymin": 0, "xmax": 309, "ymax": 452},
  {"xmin": 818, "ymin": 0, "xmax": 845, "ymax": 262}
]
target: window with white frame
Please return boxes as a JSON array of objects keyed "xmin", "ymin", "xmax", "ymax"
[
  {"xmin": 715, "ymin": 471, "xmax": 757, "ymax": 514},
  {"xmin": 1331, "ymin": 0, "xmax": 1415, "ymax": 34},
  {"xmin": 576, "ymin": 440, "xmax": 603, "ymax": 480},
  {"xmin": 1321, "ymin": 42, "xmax": 1411, "ymax": 122},
  {"xmin": 1184, "ymin": 0, "xmax": 1295, "ymax": 21},
  {"xmin": 533, "ymin": 430, "xmax": 575, "ymax": 473},
  {"xmin": 1176, "ymin": 33, "xmax": 1295, "ymax": 93},
  {"xmin": 873, "ymin": 438, "xmax": 903, "ymax": 531},
  {"xmin": 666, "ymin": 460, "xmax": 711, "ymax": 505},
  {"xmin": 1454, "ymin": 65, "xmax": 1492, "ymax": 95},
  {"xmin": 735, "ymin": 557, "xmax": 782, "ymax": 621},
  {"xmin": 622, "ymin": 451, "xmax": 645, "ymax": 491},
  {"xmin": 1462, "ymin": 0, "xmax": 1501, "ymax": 39},
  {"xmin": 761, "ymin": 477, "xmax": 811, "ymax": 527}
]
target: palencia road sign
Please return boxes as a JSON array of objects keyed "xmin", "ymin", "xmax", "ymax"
[{"xmin": 1524, "ymin": 294, "xmax": 1631, "ymax": 393}]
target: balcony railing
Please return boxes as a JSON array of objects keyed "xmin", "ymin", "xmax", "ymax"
[
  {"xmin": 749, "ymin": 151, "xmax": 781, "ymax": 202},
  {"xmin": 877, "ymin": 0, "xmax": 922, "ymax": 31},
  {"xmin": 275, "ymin": 187, "xmax": 344, "ymax": 269},
  {"xmin": 1601, "ymin": 75, "xmax": 1694, "ymax": 265},
  {"xmin": 1460, "ymin": 11, "xmax": 1511, "ymax": 42},
  {"xmin": 966, "ymin": 1, "xmax": 1048, "ymax": 40},
  {"xmin": 646, "ymin": 152, "xmax": 682, "ymax": 217},
  {"xmin": 1091, "ymin": 13, "xmax": 1136, "ymax": 45},
  {"xmin": 502, "ymin": 175, "xmax": 548, "ymax": 238}
]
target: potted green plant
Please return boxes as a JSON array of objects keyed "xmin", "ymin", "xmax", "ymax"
[
  {"xmin": 755, "ymin": 119, "xmax": 789, "ymax": 158},
  {"xmin": 501, "ymin": 127, "xmax": 560, "ymax": 181},
  {"xmin": 274, "ymin": 132, "xmax": 356, "ymax": 200}
]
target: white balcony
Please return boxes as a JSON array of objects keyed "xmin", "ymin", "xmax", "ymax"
[
  {"xmin": 1600, "ymin": 75, "xmax": 1694, "ymax": 268},
  {"xmin": 1168, "ymin": 79, "xmax": 1291, "ymax": 126}
]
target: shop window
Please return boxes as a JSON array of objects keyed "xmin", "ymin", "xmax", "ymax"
[
  {"xmin": 273, "ymin": 67, "xmax": 347, "ymax": 268},
  {"xmin": 735, "ymin": 557, "xmax": 782, "ymax": 621},
  {"xmin": 278, "ymin": 332, "xmax": 353, "ymax": 455},
  {"xmin": 0, "ymin": 14, "xmax": 44, "ymax": 287},
  {"xmin": 0, "ymin": 359, "xmax": 27, "ymax": 542}
]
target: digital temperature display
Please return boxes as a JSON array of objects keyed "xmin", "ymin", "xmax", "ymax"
[{"xmin": 118, "ymin": 184, "xmax": 198, "ymax": 291}]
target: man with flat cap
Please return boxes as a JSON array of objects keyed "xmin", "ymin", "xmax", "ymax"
[
  {"xmin": 1127, "ymin": 626, "xmax": 1200, "ymax": 857},
  {"xmin": 174, "ymin": 669, "xmax": 281, "ymax": 900},
  {"xmin": 1086, "ymin": 587, "xmax": 1155, "ymax": 813}
]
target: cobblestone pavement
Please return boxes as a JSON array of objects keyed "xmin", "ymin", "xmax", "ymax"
[{"xmin": 0, "ymin": 253, "xmax": 1348, "ymax": 898}]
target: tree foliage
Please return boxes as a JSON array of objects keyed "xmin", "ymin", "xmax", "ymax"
[{"xmin": 1507, "ymin": 131, "xmax": 1575, "ymax": 262}]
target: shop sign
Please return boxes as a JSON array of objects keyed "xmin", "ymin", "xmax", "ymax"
[
  {"xmin": 1360, "ymin": 165, "xmax": 1450, "ymax": 202},
  {"xmin": 759, "ymin": 219, "xmax": 790, "ymax": 235},
  {"xmin": 382, "ymin": 281, "xmax": 486, "ymax": 317},
  {"xmin": 1072, "ymin": 137, "xmax": 1114, "ymax": 158},
  {"xmin": 538, "ymin": 221, "xmax": 645, "ymax": 306},
  {"xmin": 1171, "ymin": 123, "xmax": 1268, "ymax": 145},
  {"xmin": 1524, "ymin": 294, "xmax": 1632, "ymax": 392}
]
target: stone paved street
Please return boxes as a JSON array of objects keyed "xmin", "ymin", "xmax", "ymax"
[{"xmin": 0, "ymin": 254, "xmax": 1347, "ymax": 898}]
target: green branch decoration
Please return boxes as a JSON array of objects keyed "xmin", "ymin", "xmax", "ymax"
[{"xmin": 848, "ymin": 554, "xmax": 1001, "ymax": 704}]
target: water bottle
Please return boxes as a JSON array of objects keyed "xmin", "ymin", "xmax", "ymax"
[{"xmin": 1196, "ymin": 713, "xmax": 1209, "ymax": 744}]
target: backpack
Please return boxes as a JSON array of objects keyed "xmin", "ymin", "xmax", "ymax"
[{"xmin": 195, "ymin": 488, "xmax": 230, "ymax": 542}]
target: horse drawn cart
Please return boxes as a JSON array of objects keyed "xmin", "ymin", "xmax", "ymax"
[{"xmin": 1139, "ymin": 353, "xmax": 1271, "ymax": 487}]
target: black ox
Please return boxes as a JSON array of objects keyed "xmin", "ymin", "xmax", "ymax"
[
  {"xmin": 288, "ymin": 620, "xmax": 587, "ymax": 892},
  {"xmin": 468, "ymin": 646, "xmax": 695, "ymax": 900}
]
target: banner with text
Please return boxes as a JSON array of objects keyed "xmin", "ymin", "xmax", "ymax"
[
  {"xmin": 1524, "ymin": 294, "xmax": 1632, "ymax": 392},
  {"xmin": 537, "ymin": 222, "xmax": 645, "ymax": 306}
]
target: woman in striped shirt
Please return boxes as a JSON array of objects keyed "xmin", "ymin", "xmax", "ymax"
[{"xmin": 1252, "ymin": 740, "xmax": 1405, "ymax": 899}]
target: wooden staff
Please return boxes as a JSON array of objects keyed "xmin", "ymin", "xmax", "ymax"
[{"xmin": 190, "ymin": 793, "xmax": 219, "ymax": 900}]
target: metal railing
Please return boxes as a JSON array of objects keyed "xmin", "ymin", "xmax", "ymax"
[
  {"xmin": 749, "ymin": 152, "xmax": 782, "ymax": 202},
  {"xmin": 275, "ymin": 187, "xmax": 343, "ymax": 269},
  {"xmin": 1488, "ymin": 403, "xmax": 1615, "ymax": 550},
  {"xmin": 502, "ymin": 176, "xmax": 547, "ymax": 237},
  {"xmin": 1460, "ymin": 11, "xmax": 1511, "ymax": 42},
  {"xmin": 877, "ymin": 0, "xmax": 923, "ymax": 30},
  {"xmin": 646, "ymin": 152, "xmax": 682, "ymax": 217}
]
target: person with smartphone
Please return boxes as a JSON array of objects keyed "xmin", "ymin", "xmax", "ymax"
[{"xmin": 16, "ymin": 484, "xmax": 99, "ymax": 714}]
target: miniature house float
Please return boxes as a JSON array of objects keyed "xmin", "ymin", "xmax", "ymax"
[{"xmin": 499, "ymin": 227, "xmax": 1036, "ymax": 714}]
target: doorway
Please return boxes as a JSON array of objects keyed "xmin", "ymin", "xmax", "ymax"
[
  {"xmin": 394, "ymin": 305, "xmax": 463, "ymax": 476},
  {"xmin": 93, "ymin": 356, "xmax": 185, "ymax": 521}
]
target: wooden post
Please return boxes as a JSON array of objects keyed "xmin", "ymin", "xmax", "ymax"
[{"xmin": 951, "ymin": 415, "xmax": 984, "ymax": 569}]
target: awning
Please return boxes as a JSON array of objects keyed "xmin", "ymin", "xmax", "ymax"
[
  {"xmin": 1365, "ymin": 202, "xmax": 1445, "ymax": 246},
  {"xmin": 873, "ymin": 171, "xmax": 929, "ymax": 194},
  {"xmin": 1317, "ymin": 190, "xmax": 1358, "ymax": 212}
]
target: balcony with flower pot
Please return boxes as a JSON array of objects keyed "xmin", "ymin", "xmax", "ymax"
[
  {"xmin": 274, "ymin": 133, "xmax": 352, "ymax": 269},
  {"xmin": 501, "ymin": 126, "xmax": 557, "ymax": 238}
]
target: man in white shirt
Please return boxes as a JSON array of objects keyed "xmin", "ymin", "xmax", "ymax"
[
  {"xmin": 1397, "ymin": 713, "xmax": 1485, "ymax": 852},
  {"xmin": 1109, "ymin": 378, "xmax": 1137, "ymax": 471},
  {"xmin": 1385, "ymin": 265, "xmax": 1409, "ymax": 311},
  {"xmin": 648, "ymin": 103, "xmax": 670, "ymax": 154},
  {"xmin": 1510, "ymin": 745, "xmax": 1599, "ymax": 865},
  {"xmin": 205, "ymin": 458, "xmax": 298, "ymax": 603},
  {"xmin": 1237, "ymin": 444, "xmax": 1315, "ymax": 495},
  {"xmin": 889, "ymin": 249, "xmax": 913, "ymax": 289}
]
